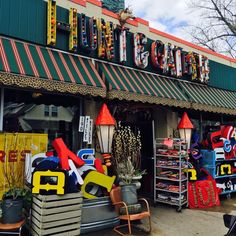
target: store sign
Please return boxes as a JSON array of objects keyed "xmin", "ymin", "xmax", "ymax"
[
  {"xmin": 0, "ymin": 133, "xmax": 48, "ymax": 198},
  {"xmin": 47, "ymin": 0, "xmax": 209, "ymax": 83}
]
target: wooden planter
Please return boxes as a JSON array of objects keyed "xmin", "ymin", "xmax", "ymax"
[{"xmin": 30, "ymin": 192, "xmax": 83, "ymax": 236}]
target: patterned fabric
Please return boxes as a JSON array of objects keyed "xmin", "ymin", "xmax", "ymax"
[{"xmin": 120, "ymin": 203, "xmax": 142, "ymax": 215}]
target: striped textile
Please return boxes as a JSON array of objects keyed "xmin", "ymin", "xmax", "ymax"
[
  {"xmin": 0, "ymin": 36, "xmax": 106, "ymax": 97},
  {"xmin": 178, "ymin": 81, "xmax": 236, "ymax": 114},
  {"xmin": 98, "ymin": 62, "xmax": 190, "ymax": 108},
  {"xmin": 98, "ymin": 62, "xmax": 236, "ymax": 115}
]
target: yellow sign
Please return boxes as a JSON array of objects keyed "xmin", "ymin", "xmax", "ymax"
[
  {"xmin": 32, "ymin": 170, "xmax": 65, "ymax": 195},
  {"xmin": 81, "ymin": 170, "xmax": 116, "ymax": 199},
  {"xmin": 0, "ymin": 133, "xmax": 48, "ymax": 198}
]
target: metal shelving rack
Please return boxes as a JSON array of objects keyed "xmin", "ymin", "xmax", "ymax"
[{"xmin": 154, "ymin": 138, "xmax": 188, "ymax": 212}]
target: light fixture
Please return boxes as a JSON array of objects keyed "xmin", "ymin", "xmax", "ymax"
[
  {"xmin": 95, "ymin": 104, "xmax": 116, "ymax": 166},
  {"xmin": 177, "ymin": 112, "xmax": 194, "ymax": 150}
]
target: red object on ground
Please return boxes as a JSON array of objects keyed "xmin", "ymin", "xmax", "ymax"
[
  {"xmin": 95, "ymin": 104, "xmax": 115, "ymax": 126},
  {"xmin": 177, "ymin": 112, "xmax": 194, "ymax": 129},
  {"xmin": 52, "ymin": 138, "xmax": 85, "ymax": 170}
]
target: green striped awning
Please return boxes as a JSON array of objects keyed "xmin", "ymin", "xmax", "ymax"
[
  {"xmin": 178, "ymin": 81, "xmax": 236, "ymax": 115},
  {"xmin": 98, "ymin": 62, "xmax": 190, "ymax": 108},
  {"xmin": 98, "ymin": 62, "xmax": 236, "ymax": 115},
  {"xmin": 0, "ymin": 36, "xmax": 106, "ymax": 97}
]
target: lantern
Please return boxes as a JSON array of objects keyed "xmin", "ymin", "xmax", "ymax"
[
  {"xmin": 95, "ymin": 104, "xmax": 116, "ymax": 166},
  {"xmin": 177, "ymin": 112, "xmax": 194, "ymax": 150}
]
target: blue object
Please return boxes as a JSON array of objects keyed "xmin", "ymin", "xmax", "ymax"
[{"xmin": 35, "ymin": 157, "xmax": 60, "ymax": 170}]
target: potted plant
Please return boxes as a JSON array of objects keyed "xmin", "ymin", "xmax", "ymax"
[
  {"xmin": 112, "ymin": 123, "xmax": 147, "ymax": 204},
  {"xmin": 1, "ymin": 187, "xmax": 31, "ymax": 224}
]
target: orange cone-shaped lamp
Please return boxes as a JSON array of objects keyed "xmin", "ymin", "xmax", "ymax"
[
  {"xmin": 95, "ymin": 104, "xmax": 116, "ymax": 166},
  {"xmin": 177, "ymin": 112, "xmax": 194, "ymax": 149}
]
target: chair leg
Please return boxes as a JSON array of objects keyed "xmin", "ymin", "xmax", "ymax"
[
  {"xmin": 148, "ymin": 216, "xmax": 152, "ymax": 233},
  {"xmin": 128, "ymin": 218, "xmax": 132, "ymax": 235},
  {"xmin": 113, "ymin": 220, "xmax": 132, "ymax": 236}
]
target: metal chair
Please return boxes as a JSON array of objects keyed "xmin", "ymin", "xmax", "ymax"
[
  {"xmin": 110, "ymin": 186, "xmax": 151, "ymax": 236},
  {"xmin": 0, "ymin": 219, "xmax": 25, "ymax": 236}
]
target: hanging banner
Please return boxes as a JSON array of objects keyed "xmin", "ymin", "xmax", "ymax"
[
  {"xmin": 83, "ymin": 116, "xmax": 90, "ymax": 142},
  {"xmin": 0, "ymin": 133, "xmax": 48, "ymax": 198},
  {"xmin": 79, "ymin": 116, "xmax": 85, "ymax": 132},
  {"xmin": 88, "ymin": 119, "xmax": 93, "ymax": 145}
]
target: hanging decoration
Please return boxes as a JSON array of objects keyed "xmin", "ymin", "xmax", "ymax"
[
  {"xmin": 133, "ymin": 33, "xmax": 149, "ymax": 69},
  {"xmin": 151, "ymin": 40, "xmax": 164, "ymax": 70},
  {"xmin": 97, "ymin": 18, "xmax": 115, "ymax": 60}
]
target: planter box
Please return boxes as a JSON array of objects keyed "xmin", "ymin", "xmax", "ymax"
[{"xmin": 31, "ymin": 192, "xmax": 83, "ymax": 236}]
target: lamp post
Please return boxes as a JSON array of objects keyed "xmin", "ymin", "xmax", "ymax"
[
  {"xmin": 177, "ymin": 112, "xmax": 194, "ymax": 150},
  {"xmin": 95, "ymin": 104, "xmax": 116, "ymax": 167}
]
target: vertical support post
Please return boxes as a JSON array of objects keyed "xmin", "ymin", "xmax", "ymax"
[
  {"xmin": 199, "ymin": 113, "xmax": 203, "ymax": 141},
  {"xmin": 0, "ymin": 88, "xmax": 4, "ymax": 131}
]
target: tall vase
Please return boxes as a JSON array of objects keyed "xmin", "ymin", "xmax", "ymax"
[{"xmin": 121, "ymin": 184, "xmax": 138, "ymax": 205}]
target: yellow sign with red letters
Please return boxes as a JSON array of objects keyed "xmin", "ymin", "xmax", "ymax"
[{"xmin": 0, "ymin": 133, "xmax": 48, "ymax": 198}]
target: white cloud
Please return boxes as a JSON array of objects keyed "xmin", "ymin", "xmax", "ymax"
[{"xmin": 125, "ymin": 0, "xmax": 201, "ymax": 41}]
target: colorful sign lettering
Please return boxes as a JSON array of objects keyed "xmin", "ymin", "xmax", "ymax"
[
  {"xmin": 97, "ymin": 18, "xmax": 115, "ymax": 60},
  {"xmin": 151, "ymin": 40, "xmax": 164, "ymax": 69},
  {"xmin": 133, "ymin": 33, "xmax": 149, "ymax": 69},
  {"xmin": 69, "ymin": 8, "xmax": 78, "ymax": 51},
  {"xmin": 79, "ymin": 14, "xmax": 97, "ymax": 51},
  {"xmin": 119, "ymin": 29, "xmax": 127, "ymax": 63},
  {"xmin": 46, "ymin": 0, "xmax": 210, "ymax": 83}
]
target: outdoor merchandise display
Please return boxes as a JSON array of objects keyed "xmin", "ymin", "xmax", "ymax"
[{"xmin": 154, "ymin": 138, "xmax": 188, "ymax": 212}]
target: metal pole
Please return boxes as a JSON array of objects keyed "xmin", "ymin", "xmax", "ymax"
[
  {"xmin": 0, "ymin": 88, "xmax": 4, "ymax": 131},
  {"xmin": 199, "ymin": 113, "xmax": 203, "ymax": 141}
]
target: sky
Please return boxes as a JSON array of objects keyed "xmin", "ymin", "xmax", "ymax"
[{"xmin": 125, "ymin": 0, "xmax": 201, "ymax": 41}]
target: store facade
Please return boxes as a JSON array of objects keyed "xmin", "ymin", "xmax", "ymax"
[{"xmin": 0, "ymin": 0, "xmax": 236, "ymax": 199}]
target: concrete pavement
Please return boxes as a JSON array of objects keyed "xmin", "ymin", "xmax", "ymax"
[{"xmin": 85, "ymin": 196, "xmax": 236, "ymax": 236}]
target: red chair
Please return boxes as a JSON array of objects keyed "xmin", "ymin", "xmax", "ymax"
[{"xmin": 110, "ymin": 187, "xmax": 151, "ymax": 236}]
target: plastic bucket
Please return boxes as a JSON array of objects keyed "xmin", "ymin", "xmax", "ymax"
[
  {"xmin": 2, "ymin": 198, "xmax": 23, "ymax": 223},
  {"xmin": 121, "ymin": 184, "xmax": 138, "ymax": 205}
]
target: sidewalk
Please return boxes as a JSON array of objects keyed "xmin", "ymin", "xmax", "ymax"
[{"xmin": 85, "ymin": 196, "xmax": 236, "ymax": 236}]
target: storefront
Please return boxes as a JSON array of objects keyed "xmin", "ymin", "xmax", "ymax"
[{"xmin": 0, "ymin": 0, "xmax": 236, "ymax": 233}]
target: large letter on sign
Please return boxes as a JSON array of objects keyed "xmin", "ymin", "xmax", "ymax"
[
  {"xmin": 32, "ymin": 170, "xmax": 65, "ymax": 194},
  {"xmin": 53, "ymin": 138, "xmax": 85, "ymax": 170},
  {"xmin": 81, "ymin": 171, "xmax": 116, "ymax": 199},
  {"xmin": 133, "ymin": 33, "xmax": 149, "ymax": 69}
]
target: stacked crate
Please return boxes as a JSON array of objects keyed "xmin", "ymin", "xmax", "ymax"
[{"xmin": 31, "ymin": 192, "xmax": 82, "ymax": 236}]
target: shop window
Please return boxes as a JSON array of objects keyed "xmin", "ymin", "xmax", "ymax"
[
  {"xmin": 44, "ymin": 105, "xmax": 50, "ymax": 117},
  {"xmin": 3, "ymin": 88, "xmax": 82, "ymax": 152},
  {"xmin": 51, "ymin": 106, "xmax": 58, "ymax": 117}
]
